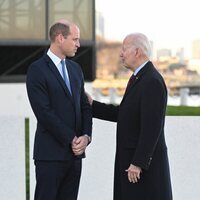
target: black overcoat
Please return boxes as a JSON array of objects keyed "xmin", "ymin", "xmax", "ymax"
[{"xmin": 93, "ymin": 61, "xmax": 173, "ymax": 200}]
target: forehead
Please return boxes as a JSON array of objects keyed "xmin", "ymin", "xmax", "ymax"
[
  {"xmin": 123, "ymin": 36, "xmax": 134, "ymax": 46},
  {"xmin": 69, "ymin": 25, "xmax": 80, "ymax": 37}
]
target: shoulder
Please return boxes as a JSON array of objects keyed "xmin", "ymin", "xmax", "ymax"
[
  {"xmin": 143, "ymin": 62, "xmax": 164, "ymax": 82},
  {"xmin": 67, "ymin": 59, "xmax": 83, "ymax": 76},
  {"xmin": 26, "ymin": 56, "xmax": 49, "ymax": 81},
  {"xmin": 28, "ymin": 55, "xmax": 46, "ymax": 68},
  {"xmin": 27, "ymin": 55, "xmax": 48, "ymax": 72},
  {"xmin": 140, "ymin": 63, "xmax": 167, "ymax": 91},
  {"xmin": 67, "ymin": 59, "xmax": 81, "ymax": 69}
]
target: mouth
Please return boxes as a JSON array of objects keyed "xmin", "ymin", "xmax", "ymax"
[{"xmin": 120, "ymin": 59, "xmax": 125, "ymax": 64}]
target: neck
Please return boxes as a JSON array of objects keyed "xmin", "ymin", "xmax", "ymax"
[{"xmin": 50, "ymin": 46, "xmax": 65, "ymax": 60}]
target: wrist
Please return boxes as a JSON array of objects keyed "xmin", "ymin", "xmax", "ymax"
[{"xmin": 83, "ymin": 134, "xmax": 91, "ymax": 143}]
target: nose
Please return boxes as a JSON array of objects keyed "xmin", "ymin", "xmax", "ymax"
[
  {"xmin": 76, "ymin": 40, "xmax": 80, "ymax": 48},
  {"xmin": 120, "ymin": 51, "xmax": 123, "ymax": 57}
]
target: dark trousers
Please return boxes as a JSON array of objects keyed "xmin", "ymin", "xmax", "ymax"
[{"xmin": 34, "ymin": 159, "xmax": 82, "ymax": 200}]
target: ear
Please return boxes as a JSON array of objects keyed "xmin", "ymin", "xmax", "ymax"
[
  {"xmin": 135, "ymin": 48, "xmax": 141, "ymax": 57},
  {"xmin": 57, "ymin": 34, "xmax": 64, "ymax": 43}
]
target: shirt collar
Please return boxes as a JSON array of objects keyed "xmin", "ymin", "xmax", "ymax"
[
  {"xmin": 134, "ymin": 60, "xmax": 149, "ymax": 76},
  {"xmin": 47, "ymin": 49, "xmax": 63, "ymax": 67}
]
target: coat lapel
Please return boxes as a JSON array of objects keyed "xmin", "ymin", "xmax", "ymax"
[
  {"xmin": 66, "ymin": 60, "xmax": 82, "ymax": 133},
  {"xmin": 44, "ymin": 55, "xmax": 74, "ymax": 103},
  {"xmin": 123, "ymin": 75, "xmax": 138, "ymax": 97},
  {"xmin": 121, "ymin": 61, "xmax": 152, "ymax": 104},
  {"xmin": 121, "ymin": 76, "xmax": 139, "ymax": 104},
  {"xmin": 66, "ymin": 60, "xmax": 79, "ymax": 103}
]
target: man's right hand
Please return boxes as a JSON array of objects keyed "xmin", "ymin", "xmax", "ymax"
[{"xmin": 85, "ymin": 91, "xmax": 93, "ymax": 105}]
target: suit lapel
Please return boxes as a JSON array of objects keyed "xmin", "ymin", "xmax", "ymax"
[
  {"xmin": 43, "ymin": 55, "xmax": 74, "ymax": 103},
  {"xmin": 121, "ymin": 61, "xmax": 152, "ymax": 103},
  {"xmin": 121, "ymin": 76, "xmax": 139, "ymax": 104},
  {"xmin": 66, "ymin": 60, "xmax": 82, "ymax": 133},
  {"xmin": 123, "ymin": 76, "xmax": 138, "ymax": 97},
  {"xmin": 66, "ymin": 60, "xmax": 80, "ymax": 105}
]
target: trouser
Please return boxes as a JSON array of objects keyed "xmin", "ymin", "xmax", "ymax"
[{"xmin": 34, "ymin": 159, "xmax": 82, "ymax": 200}]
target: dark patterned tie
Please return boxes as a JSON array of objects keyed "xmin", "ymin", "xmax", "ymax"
[{"xmin": 126, "ymin": 74, "xmax": 136, "ymax": 90}]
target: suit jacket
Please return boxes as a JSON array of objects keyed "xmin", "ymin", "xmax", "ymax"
[
  {"xmin": 26, "ymin": 54, "xmax": 92, "ymax": 161},
  {"xmin": 92, "ymin": 61, "xmax": 172, "ymax": 200}
]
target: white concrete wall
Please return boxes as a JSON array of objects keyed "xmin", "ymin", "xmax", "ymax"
[
  {"xmin": 28, "ymin": 117, "xmax": 200, "ymax": 200},
  {"xmin": 0, "ymin": 83, "xmax": 199, "ymax": 117},
  {"xmin": 0, "ymin": 83, "xmax": 200, "ymax": 200},
  {"xmin": 165, "ymin": 117, "xmax": 200, "ymax": 200},
  {"xmin": 0, "ymin": 83, "xmax": 33, "ymax": 117},
  {"xmin": 0, "ymin": 116, "xmax": 26, "ymax": 200},
  {"xmin": 77, "ymin": 117, "xmax": 200, "ymax": 200},
  {"xmin": 0, "ymin": 83, "xmax": 92, "ymax": 117}
]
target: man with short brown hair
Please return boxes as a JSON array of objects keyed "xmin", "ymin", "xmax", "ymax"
[{"xmin": 26, "ymin": 20, "xmax": 92, "ymax": 200}]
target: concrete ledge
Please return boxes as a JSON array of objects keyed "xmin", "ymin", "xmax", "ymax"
[{"xmin": 0, "ymin": 116, "xmax": 199, "ymax": 200}]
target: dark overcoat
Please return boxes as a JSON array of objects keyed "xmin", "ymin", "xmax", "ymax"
[{"xmin": 93, "ymin": 61, "xmax": 173, "ymax": 200}]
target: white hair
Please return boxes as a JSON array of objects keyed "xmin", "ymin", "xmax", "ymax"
[{"xmin": 127, "ymin": 33, "xmax": 152, "ymax": 58}]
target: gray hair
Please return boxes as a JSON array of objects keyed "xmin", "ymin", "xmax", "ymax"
[{"xmin": 128, "ymin": 33, "xmax": 152, "ymax": 58}]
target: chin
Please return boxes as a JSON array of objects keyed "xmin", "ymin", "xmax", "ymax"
[{"xmin": 68, "ymin": 53, "xmax": 75, "ymax": 57}]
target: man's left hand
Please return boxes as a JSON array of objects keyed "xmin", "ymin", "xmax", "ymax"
[{"xmin": 125, "ymin": 164, "xmax": 142, "ymax": 183}]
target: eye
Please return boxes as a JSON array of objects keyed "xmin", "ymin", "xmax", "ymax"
[{"xmin": 73, "ymin": 38, "xmax": 79, "ymax": 42}]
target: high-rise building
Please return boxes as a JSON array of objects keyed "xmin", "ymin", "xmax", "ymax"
[
  {"xmin": 176, "ymin": 47, "xmax": 185, "ymax": 63},
  {"xmin": 96, "ymin": 11, "xmax": 105, "ymax": 39},
  {"xmin": 156, "ymin": 48, "xmax": 172, "ymax": 60},
  {"xmin": 192, "ymin": 40, "xmax": 200, "ymax": 59}
]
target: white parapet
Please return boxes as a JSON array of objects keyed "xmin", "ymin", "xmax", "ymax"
[
  {"xmin": 77, "ymin": 117, "xmax": 200, "ymax": 200},
  {"xmin": 180, "ymin": 87, "xmax": 190, "ymax": 106},
  {"xmin": 0, "ymin": 116, "xmax": 26, "ymax": 200},
  {"xmin": 0, "ymin": 116, "xmax": 200, "ymax": 200}
]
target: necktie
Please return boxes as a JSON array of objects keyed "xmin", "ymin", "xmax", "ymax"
[
  {"xmin": 126, "ymin": 74, "xmax": 136, "ymax": 90},
  {"xmin": 61, "ymin": 60, "xmax": 72, "ymax": 95}
]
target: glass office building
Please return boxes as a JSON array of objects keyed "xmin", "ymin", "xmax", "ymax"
[{"xmin": 0, "ymin": 0, "xmax": 96, "ymax": 82}]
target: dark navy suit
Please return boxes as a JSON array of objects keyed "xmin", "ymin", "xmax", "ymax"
[{"xmin": 26, "ymin": 54, "xmax": 92, "ymax": 200}]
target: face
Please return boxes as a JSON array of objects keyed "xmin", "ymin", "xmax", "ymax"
[
  {"xmin": 60, "ymin": 25, "xmax": 80, "ymax": 57},
  {"xmin": 120, "ymin": 36, "xmax": 138, "ymax": 71}
]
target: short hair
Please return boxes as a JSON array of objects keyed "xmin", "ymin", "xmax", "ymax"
[
  {"xmin": 49, "ymin": 23, "xmax": 70, "ymax": 42},
  {"xmin": 128, "ymin": 33, "xmax": 152, "ymax": 58}
]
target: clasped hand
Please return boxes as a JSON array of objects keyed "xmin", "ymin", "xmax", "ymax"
[{"xmin": 72, "ymin": 136, "xmax": 89, "ymax": 156}]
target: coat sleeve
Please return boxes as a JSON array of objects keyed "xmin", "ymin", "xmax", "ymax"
[
  {"xmin": 92, "ymin": 100, "xmax": 119, "ymax": 122},
  {"xmin": 80, "ymin": 75, "xmax": 93, "ymax": 137},
  {"xmin": 132, "ymin": 77, "xmax": 167, "ymax": 170}
]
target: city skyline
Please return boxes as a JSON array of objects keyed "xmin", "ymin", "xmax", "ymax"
[{"xmin": 96, "ymin": 0, "xmax": 200, "ymax": 59}]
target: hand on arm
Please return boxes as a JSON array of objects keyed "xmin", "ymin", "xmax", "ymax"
[
  {"xmin": 85, "ymin": 91, "xmax": 93, "ymax": 105},
  {"xmin": 125, "ymin": 164, "xmax": 142, "ymax": 183}
]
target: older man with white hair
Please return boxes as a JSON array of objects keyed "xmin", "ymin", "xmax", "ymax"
[{"xmin": 87, "ymin": 32, "xmax": 173, "ymax": 200}]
